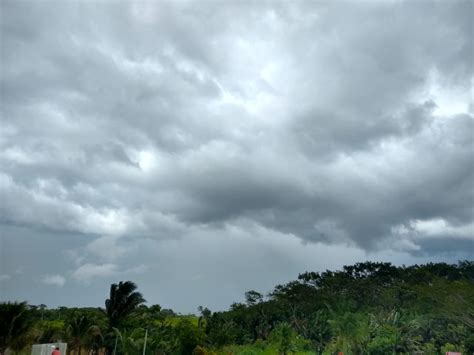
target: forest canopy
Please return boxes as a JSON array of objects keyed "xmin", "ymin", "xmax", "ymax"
[{"xmin": 1, "ymin": 261, "xmax": 473, "ymax": 355}]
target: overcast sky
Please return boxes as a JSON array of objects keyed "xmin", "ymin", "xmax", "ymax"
[{"xmin": 0, "ymin": 0, "xmax": 473, "ymax": 313}]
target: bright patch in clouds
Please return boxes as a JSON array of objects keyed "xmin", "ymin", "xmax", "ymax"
[
  {"xmin": 41, "ymin": 274, "xmax": 66, "ymax": 287},
  {"xmin": 137, "ymin": 150, "xmax": 156, "ymax": 171},
  {"xmin": 0, "ymin": 275, "xmax": 11, "ymax": 283},
  {"xmin": 72, "ymin": 263, "xmax": 118, "ymax": 282},
  {"xmin": 422, "ymin": 69, "xmax": 471, "ymax": 117}
]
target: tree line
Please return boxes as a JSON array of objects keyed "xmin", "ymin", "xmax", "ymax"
[{"xmin": 1, "ymin": 261, "xmax": 473, "ymax": 354}]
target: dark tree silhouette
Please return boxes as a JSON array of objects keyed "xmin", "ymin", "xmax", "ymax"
[
  {"xmin": 105, "ymin": 281, "xmax": 146, "ymax": 329},
  {"xmin": 104, "ymin": 281, "xmax": 145, "ymax": 355},
  {"xmin": 0, "ymin": 302, "xmax": 33, "ymax": 354},
  {"xmin": 65, "ymin": 312, "xmax": 102, "ymax": 355}
]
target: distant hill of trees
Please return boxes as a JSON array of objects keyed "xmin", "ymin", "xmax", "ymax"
[{"xmin": 1, "ymin": 261, "xmax": 473, "ymax": 354}]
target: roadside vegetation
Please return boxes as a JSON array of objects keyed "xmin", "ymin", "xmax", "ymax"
[{"xmin": 1, "ymin": 261, "xmax": 473, "ymax": 354}]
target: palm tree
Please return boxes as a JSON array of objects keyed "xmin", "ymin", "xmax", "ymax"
[
  {"xmin": 65, "ymin": 313, "xmax": 102, "ymax": 355},
  {"xmin": 0, "ymin": 302, "xmax": 34, "ymax": 355},
  {"xmin": 105, "ymin": 281, "xmax": 146, "ymax": 329},
  {"xmin": 104, "ymin": 281, "xmax": 145, "ymax": 354}
]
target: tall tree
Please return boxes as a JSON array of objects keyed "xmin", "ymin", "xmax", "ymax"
[
  {"xmin": 0, "ymin": 302, "xmax": 34, "ymax": 354},
  {"xmin": 103, "ymin": 282, "xmax": 145, "ymax": 355},
  {"xmin": 65, "ymin": 312, "xmax": 102, "ymax": 355},
  {"xmin": 105, "ymin": 281, "xmax": 146, "ymax": 330}
]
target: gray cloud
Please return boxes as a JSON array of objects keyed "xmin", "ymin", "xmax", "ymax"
[{"xmin": 0, "ymin": 0, "xmax": 472, "ymax": 311}]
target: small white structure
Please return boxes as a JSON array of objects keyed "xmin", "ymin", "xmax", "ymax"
[{"xmin": 31, "ymin": 343, "xmax": 67, "ymax": 355}]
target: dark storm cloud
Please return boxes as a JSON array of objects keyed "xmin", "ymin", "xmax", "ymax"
[{"xmin": 0, "ymin": 0, "xmax": 472, "ymax": 310}]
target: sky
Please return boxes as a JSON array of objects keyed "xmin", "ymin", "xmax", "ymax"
[{"xmin": 0, "ymin": 0, "xmax": 473, "ymax": 313}]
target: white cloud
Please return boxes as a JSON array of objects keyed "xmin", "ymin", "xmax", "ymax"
[
  {"xmin": 71, "ymin": 263, "xmax": 148, "ymax": 283},
  {"xmin": 72, "ymin": 263, "xmax": 118, "ymax": 282},
  {"xmin": 40, "ymin": 274, "xmax": 66, "ymax": 287},
  {"xmin": 0, "ymin": 274, "xmax": 11, "ymax": 282},
  {"xmin": 418, "ymin": 68, "xmax": 472, "ymax": 117},
  {"xmin": 128, "ymin": 264, "xmax": 148, "ymax": 274},
  {"xmin": 413, "ymin": 219, "xmax": 474, "ymax": 239}
]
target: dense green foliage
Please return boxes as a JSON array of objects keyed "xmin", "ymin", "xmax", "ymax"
[
  {"xmin": 0, "ymin": 261, "xmax": 472, "ymax": 354},
  {"xmin": 0, "ymin": 302, "xmax": 35, "ymax": 354},
  {"xmin": 104, "ymin": 281, "xmax": 146, "ymax": 354}
]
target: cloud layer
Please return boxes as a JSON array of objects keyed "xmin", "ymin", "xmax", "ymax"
[{"xmin": 0, "ymin": 0, "xmax": 472, "ymax": 311}]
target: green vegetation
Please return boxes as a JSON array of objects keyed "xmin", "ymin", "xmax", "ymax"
[{"xmin": 0, "ymin": 261, "xmax": 472, "ymax": 354}]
